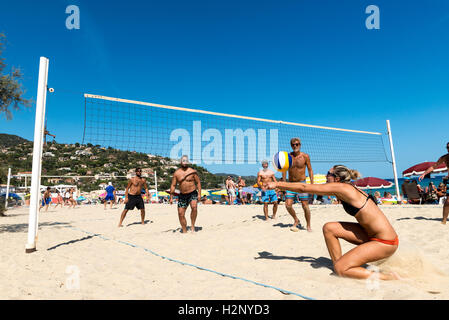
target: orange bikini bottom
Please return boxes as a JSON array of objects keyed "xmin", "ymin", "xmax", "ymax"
[{"xmin": 369, "ymin": 236, "xmax": 399, "ymax": 246}]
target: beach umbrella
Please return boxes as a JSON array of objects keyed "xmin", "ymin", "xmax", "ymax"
[
  {"xmin": 158, "ymin": 191, "xmax": 170, "ymax": 197},
  {"xmin": 211, "ymin": 189, "xmax": 228, "ymax": 196},
  {"xmin": 354, "ymin": 177, "xmax": 393, "ymax": 190},
  {"xmin": 0, "ymin": 193, "xmax": 21, "ymax": 199},
  {"xmin": 76, "ymin": 196, "xmax": 86, "ymax": 201},
  {"xmin": 200, "ymin": 190, "xmax": 210, "ymax": 197},
  {"xmin": 306, "ymin": 174, "xmax": 327, "ymax": 184},
  {"xmin": 165, "ymin": 189, "xmax": 180, "ymax": 195},
  {"xmin": 402, "ymin": 161, "xmax": 447, "ymax": 177}
]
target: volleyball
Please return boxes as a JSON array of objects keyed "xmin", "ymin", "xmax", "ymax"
[{"xmin": 272, "ymin": 151, "xmax": 292, "ymax": 172}]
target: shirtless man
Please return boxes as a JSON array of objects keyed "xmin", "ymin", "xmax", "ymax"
[
  {"xmin": 118, "ymin": 167, "xmax": 149, "ymax": 227},
  {"xmin": 419, "ymin": 142, "xmax": 449, "ymax": 224},
  {"xmin": 68, "ymin": 188, "xmax": 77, "ymax": 209},
  {"xmin": 257, "ymin": 160, "xmax": 278, "ymax": 220},
  {"xmin": 237, "ymin": 176, "xmax": 246, "ymax": 204},
  {"xmin": 226, "ymin": 176, "xmax": 236, "ymax": 205},
  {"xmin": 170, "ymin": 155, "xmax": 202, "ymax": 233},
  {"xmin": 282, "ymin": 137, "xmax": 314, "ymax": 232},
  {"xmin": 39, "ymin": 187, "xmax": 52, "ymax": 212}
]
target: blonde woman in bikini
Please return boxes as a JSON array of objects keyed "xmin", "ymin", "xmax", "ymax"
[{"xmin": 266, "ymin": 165, "xmax": 400, "ymax": 280}]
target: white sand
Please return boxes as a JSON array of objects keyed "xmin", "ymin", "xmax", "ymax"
[{"xmin": 1, "ymin": 203, "xmax": 449, "ymax": 300}]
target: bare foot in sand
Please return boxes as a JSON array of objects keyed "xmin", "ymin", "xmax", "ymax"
[{"xmin": 290, "ymin": 220, "xmax": 301, "ymax": 232}]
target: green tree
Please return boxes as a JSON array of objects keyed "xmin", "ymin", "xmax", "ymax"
[{"xmin": 0, "ymin": 33, "xmax": 32, "ymax": 119}]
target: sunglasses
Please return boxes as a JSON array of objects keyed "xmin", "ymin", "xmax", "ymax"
[
  {"xmin": 327, "ymin": 171, "xmax": 336, "ymax": 177},
  {"xmin": 291, "ymin": 143, "xmax": 301, "ymax": 147}
]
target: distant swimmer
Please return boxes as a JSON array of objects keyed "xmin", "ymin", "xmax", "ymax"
[
  {"xmin": 419, "ymin": 141, "xmax": 449, "ymax": 224},
  {"xmin": 104, "ymin": 182, "xmax": 116, "ymax": 210},
  {"xmin": 282, "ymin": 137, "xmax": 314, "ymax": 232},
  {"xmin": 170, "ymin": 155, "xmax": 201, "ymax": 233},
  {"xmin": 257, "ymin": 160, "xmax": 278, "ymax": 220},
  {"xmin": 266, "ymin": 165, "xmax": 400, "ymax": 281},
  {"xmin": 118, "ymin": 168, "xmax": 149, "ymax": 227}
]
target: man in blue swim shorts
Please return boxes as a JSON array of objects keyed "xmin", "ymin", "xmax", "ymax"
[
  {"xmin": 282, "ymin": 137, "xmax": 314, "ymax": 232},
  {"xmin": 39, "ymin": 187, "xmax": 52, "ymax": 212},
  {"xmin": 104, "ymin": 182, "xmax": 116, "ymax": 210},
  {"xmin": 257, "ymin": 160, "xmax": 278, "ymax": 220}
]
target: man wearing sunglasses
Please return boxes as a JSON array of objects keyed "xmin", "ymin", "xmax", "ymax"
[
  {"xmin": 419, "ymin": 142, "xmax": 449, "ymax": 224},
  {"xmin": 118, "ymin": 167, "xmax": 149, "ymax": 227},
  {"xmin": 282, "ymin": 137, "xmax": 314, "ymax": 232}
]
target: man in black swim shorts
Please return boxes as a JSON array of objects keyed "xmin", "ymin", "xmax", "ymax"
[
  {"xmin": 170, "ymin": 155, "xmax": 202, "ymax": 233},
  {"xmin": 118, "ymin": 168, "xmax": 149, "ymax": 227}
]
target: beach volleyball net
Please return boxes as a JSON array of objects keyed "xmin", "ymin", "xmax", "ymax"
[{"xmin": 82, "ymin": 94, "xmax": 391, "ymax": 166}]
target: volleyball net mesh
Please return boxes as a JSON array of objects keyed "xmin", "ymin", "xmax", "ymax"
[{"xmin": 82, "ymin": 94, "xmax": 391, "ymax": 168}]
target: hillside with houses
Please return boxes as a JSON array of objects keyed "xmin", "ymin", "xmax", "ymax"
[{"xmin": 0, "ymin": 134, "xmax": 226, "ymax": 192}]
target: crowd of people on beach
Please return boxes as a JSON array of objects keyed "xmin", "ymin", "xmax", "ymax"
[{"xmin": 39, "ymin": 187, "xmax": 77, "ymax": 212}]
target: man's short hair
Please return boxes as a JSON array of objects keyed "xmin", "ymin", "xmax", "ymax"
[
  {"xmin": 135, "ymin": 167, "xmax": 142, "ymax": 172},
  {"xmin": 290, "ymin": 137, "xmax": 301, "ymax": 145}
]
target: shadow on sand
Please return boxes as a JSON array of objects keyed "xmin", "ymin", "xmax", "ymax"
[
  {"xmin": 396, "ymin": 216, "xmax": 442, "ymax": 222},
  {"xmin": 254, "ymin": 251, "xmax": 334, "ymax": 271},
  {"xmin": 0, "ymin": 221, "xmax": 71, "ymax": 234},
  {"xmin": 126, "ymin": 220, "xmax": 153, "ymax": 227}
]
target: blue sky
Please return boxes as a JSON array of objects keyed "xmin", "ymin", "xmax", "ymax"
[{"xmin": 1, "ymin": 0, "xmax": 448, "ymax": 178}]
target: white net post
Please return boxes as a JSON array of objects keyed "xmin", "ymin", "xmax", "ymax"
[
  {"xmin": 5, "ymin": 168, "xmax": 11, "ymax": 209},
  {"xmin": 154, "ymin": 171, "xmax": 159, "ymax": 203},
  {"xmin": 386, "ymin": 120, "xmax": 401, "ymax": 202},
  {"xmin": 26, "ymin": 57, "xmax": 49, "ymax": 253}
]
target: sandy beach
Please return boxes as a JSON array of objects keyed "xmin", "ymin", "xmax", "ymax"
[{"xmin": 1, "ymin": 203, "xmax": 449, "ymax": 300}]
